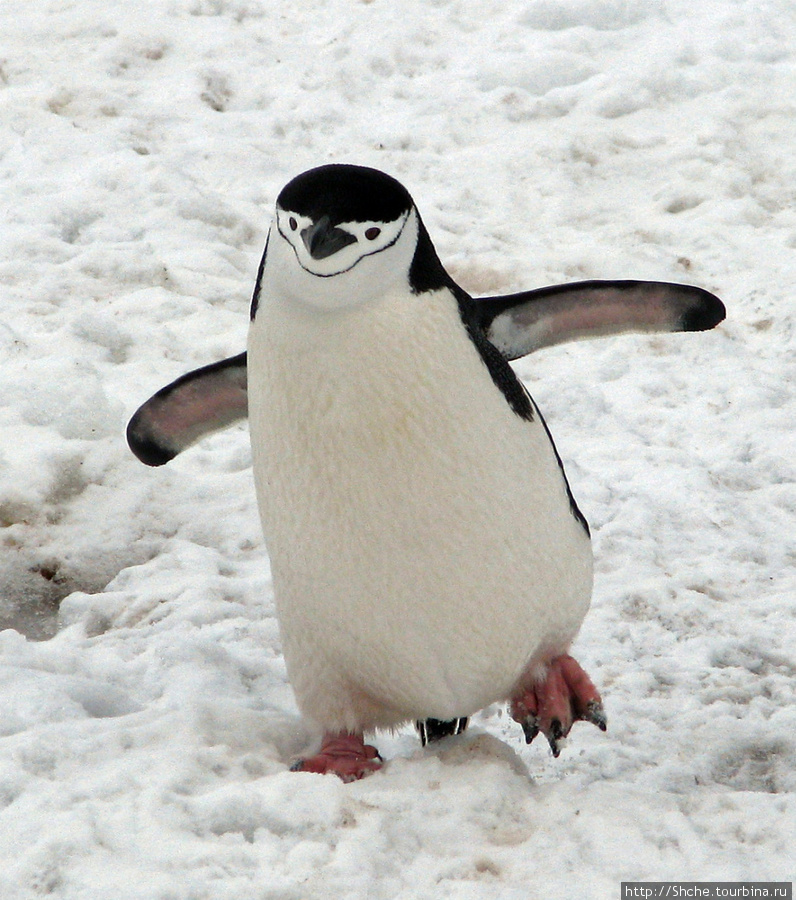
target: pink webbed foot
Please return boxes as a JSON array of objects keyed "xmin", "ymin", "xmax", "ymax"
[
  {"xmin": 290, "ymin": 732, "xmax": 382, "ymax": 783},
  {"xmin": 510, "ymin": 654, "xmax": 607, "ymax": 757}
]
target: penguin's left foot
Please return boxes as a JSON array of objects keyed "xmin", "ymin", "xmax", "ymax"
[
  {"xmin": 510, "ymin": 654, "xmax": 606, "ymax": 757},
  {"xmin": 289, "ymin": 731, "xmax": 382, "ymax": 783}
]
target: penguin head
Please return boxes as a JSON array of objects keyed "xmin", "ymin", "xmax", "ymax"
[{"xmin": 265, "ymin": 164, "xmax": 423, "ymax": 311}]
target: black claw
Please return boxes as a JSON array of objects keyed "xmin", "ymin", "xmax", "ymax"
[
  {"xmin": 547, "ymin": 719, "xmax": 565, "ymax": 758},
  {"xmin": 583, "ymin": 700, "xmax": 607, "ymax": 731},
  {"xmin": 521, "ymin": 715, "xmax": 540, "ymax": 745},
  {"xmin": 289, "ymin": 759, "xmax": 305, "ymax": 772}
]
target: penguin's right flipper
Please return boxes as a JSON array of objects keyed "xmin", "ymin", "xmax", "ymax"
[
  {"xmin": 127, "ymin": 352, "xmax": 248, "ymax": 466},
  {"xmin": 476, "ymin": 280, "xmax": 726, "ymax": 361}
]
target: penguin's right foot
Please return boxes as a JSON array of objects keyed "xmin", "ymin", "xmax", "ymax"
[
  {"xmin": 290, "ymin": 731, "xmax": 382, "ymax": 783},
  {"xmin": 510, "ymin": 654, "xmax": 606, "ymax": 757}
]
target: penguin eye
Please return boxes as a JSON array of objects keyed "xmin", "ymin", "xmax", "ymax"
[
  {"xmin": 289, "ymin": 216, "xmax": 298, "ymax": 231},
  {"xmin": 364, "ymin": 227, "xmax": 381, "ymax": 241}
]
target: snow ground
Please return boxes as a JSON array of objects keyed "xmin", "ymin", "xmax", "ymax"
[{"xmin": 1, "ymin": 0, "xmax": 795, "ymax": 897}]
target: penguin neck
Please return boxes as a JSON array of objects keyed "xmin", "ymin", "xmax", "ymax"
[{"xmin": 252, "ymin": 278, "xmax": 429, "ymax": 361}]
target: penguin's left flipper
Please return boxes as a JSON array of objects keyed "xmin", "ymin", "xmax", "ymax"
[
  {"xmin": 127, "ymin": 352, "xmax": 248, "ymax": 466},
  {"xmin": 476, "ymin": 279, "xmax": 725, "ymax": 360}
]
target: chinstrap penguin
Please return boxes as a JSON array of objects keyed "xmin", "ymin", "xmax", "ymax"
[{"xmin": 128, "ymin": 164, "xmax": 725, "ymax": 781}]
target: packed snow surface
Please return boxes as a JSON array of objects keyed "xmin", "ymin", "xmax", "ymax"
[{"xmin": 1, "ymin": 0, "xmax": 795, "ymax": 897}]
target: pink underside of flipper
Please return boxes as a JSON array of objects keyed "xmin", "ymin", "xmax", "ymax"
[
  {"xmin": 290, "ymin": 732, "xmax": 383, "ymax": 783},
  {"xmin": 510, "ymin": 654, "xmax": 607, "ymax": 756}
]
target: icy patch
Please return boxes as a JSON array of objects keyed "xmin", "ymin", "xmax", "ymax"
[
  {"xmin": 5, "ymin": 358, "xmax": 121, "ymax": 441},
  {"xmin": 185, "ymin": 771, "xmax": 345, "ymax": 842},
  {"xmin": 0, "ymin": 667, "xmax": 142, "ymax": 735},
  {"xmin": 519, "ymin": 0, "xmax": 661, "ymax": 31},
  {"xmin": 707, "ymin": 736, "xmax": 796, "ymax": 794},
  {"xmin": 479, "ymin": 53, "xmax": 597, "ymax": 96}
]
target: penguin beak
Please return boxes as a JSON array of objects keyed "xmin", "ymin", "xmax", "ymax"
[{"xmin": 301, "ymin": 216, "xmax": 357, "ymax": 260}]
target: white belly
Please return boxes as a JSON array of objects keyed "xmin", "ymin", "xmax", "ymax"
[{"xmin": 248, "ymin": 287, "xmax": 592, "ymax": 733}]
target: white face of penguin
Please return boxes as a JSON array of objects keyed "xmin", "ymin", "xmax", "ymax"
[
  {"xmin": 261, "ymin": 165, "xmax": 421, "ymax": 312},
  {"xmin": 266, "ymin": 206, "xmax": 418, "ymax": 312}
]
